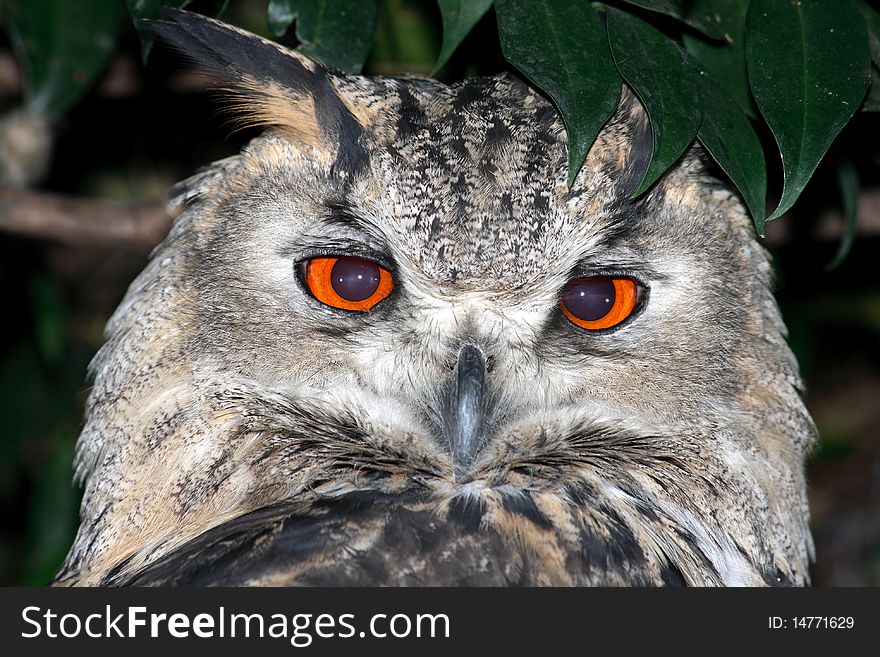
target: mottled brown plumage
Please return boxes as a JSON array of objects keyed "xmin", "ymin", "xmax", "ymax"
[{"xmin": 56, "ymin": 10, "xmax": 815, "ymax": 587}]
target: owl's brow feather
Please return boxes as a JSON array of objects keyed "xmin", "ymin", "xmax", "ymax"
[
  {"xmin": 591, "ymin": 201, "xmax": 648, "ymax": 250},
  {"xmin": 321, "ymin": 199, "xmax": 388, "ymax": 244},
  {"xmin": 265, "ymin": 200, "xmax": 396, "ymax": 267}
]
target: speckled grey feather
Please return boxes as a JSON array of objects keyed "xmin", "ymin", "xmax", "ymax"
[{"xmin": 55, "ymin": 10, "xmax": 816, "ymax": 587}]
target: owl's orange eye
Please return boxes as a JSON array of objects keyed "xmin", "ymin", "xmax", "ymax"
[
  {"xmin": 560, "ymin": 276, "xmax": 639, "ymax": 330},
  {"xmin": 304, "ymin": 256, "xmax": 393, "ymax": 311}
]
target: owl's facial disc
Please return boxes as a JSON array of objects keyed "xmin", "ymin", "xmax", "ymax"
[{"xmin": 294, "ymin": 238, "xmax": 652, "ymax": 478}]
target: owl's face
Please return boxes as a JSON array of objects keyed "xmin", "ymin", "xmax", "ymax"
[
  {"xmin": 200, "ymin": 74, "xmax": 758, "ymax": 480},
  {"xmin": 58, "ymin": 13, "xmax": 816, "ymax": 586}
]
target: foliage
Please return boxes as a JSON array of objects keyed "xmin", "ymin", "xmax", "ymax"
[
  {"xmin": 267, "ymin": 1, "xmax": 380, "ymax": 74},
  {"xmin": 3, "ymin": 0, "xmax": 879, "ymax": 237},
  {"xmin": 496, "ymin": 0, "xmax": 620, "ymax": 187},
  {"xmin": 1, "ymin": 0, "xmax": 121, "ymax": 116},
  {"xmin": 432, "ymin": 0, "xmax": 493, "ymax": 74},
  {"xmin": 0, "ymin": 262, "xmax": 89, "ymax": 585},
  {"xmin": 0, "ymin": 0, "xmax": 878, "ymax": 587},
  {"xmin": 746, "ymin": 0, "xmax": 869, "ymax": 221}
]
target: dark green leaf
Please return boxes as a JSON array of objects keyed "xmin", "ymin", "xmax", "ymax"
[
  {"xmin": 618, "ymin": 0, "xmax": 725, "ymax": 40},
  {"xmin": 683, "ymin": 0, "xmax": 754, "ymax": 116},
  {"xmin": 29, "ymin": 277, "xmax": 66, "ymax": 366},
  {"xmin": 686, "ymin": 0, "xmax": 746, "ymax": 37},
  {"xmin": 0, "ymin": 345, "xmax": 52, "ymax": 462},
  {"xmin": 267, "ymin": 0, "xmax": 380, "ymax": 74},
  {"xmin": 694, "ymin": 68, "xmax": 767, "ymax": 234},
  {"xmin": 496, "ymin": 0, "xmax": 621, "ymax": 186},
  {"xmin": 369, "ymin": 0, "xmax": 439, "ymax": 75},
  {"xmin": 2, "ymin": 0, "xmax": 121, "ymax": 116},
  {"xmin": 607, "ymin": 7, "xmax": 702, "ymax": 195},
  {"xmin": 268, "ymin": 0, "xmax": 297, "ymax": 36},
  {"xmin": 23, "ymin": 429, "xmax": 80, "ymax": 586},
  {"xmin": 746, "ymin": 0, "xmax": 871, "ymax": 220},
  {"xmin": 432, "ymin": 0, "xmax": 494, "ymax": 74},
  {"xmin": 606, "ymin": 1, "xmax": 764, "ymax": 225},
  {"xmin": 861, "ymin": 0, "xmax": 880, "ymax": 66},
  {"xmin": 126, "ymin": 0, "xmax": 191, "ymax": 63},
  {"xmin": 0, "ymin": 334, "xmax": 88, "ymax": 469},
  {"xmin": 826, "ymin": 160, "xmax": 859, "ymax": 271}
]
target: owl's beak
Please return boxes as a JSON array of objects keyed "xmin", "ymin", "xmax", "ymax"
[{"xmin": 442, "ymin": 344, "xmax": 488, "ymax": 478}]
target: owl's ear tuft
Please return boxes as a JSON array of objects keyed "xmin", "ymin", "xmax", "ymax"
[
  {"xmin": 145, "ymin": 9, "xmax": 369, "ymax": 160},
  {"xmin": 615, "ymin": 87, "xmax": 653, "ymax": 196},
  {"xmin": 586, "ymin": 87, "xmax": 653, "ymax": 198}
]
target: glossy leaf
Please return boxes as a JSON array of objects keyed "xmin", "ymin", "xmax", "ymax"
[
  {"xmin": 683, "ymin": 0, "xmax": 754, "ymax": 116},
  {"xmin": 126, "ymin": 0, "xmax": 191, "ymax": 62},
  {"xmin": 265, "ymin": 0, "xmax": 379, "ymax": 73},
  {"xmin": 433, "ymin": 0, "xmax": 494, "ymax": 74},
  {"xmin": 369, "ymin": 0, "xmax": 439, "ymax": 75},
  {"xmin": 746, "ymin": 0, "xmax": 871, "ymax": 220},
  {"xmin": 29, "ymin": 277, "xmax": 66, "ymax": 366},
  {"xmin": 607, "ymin": 7, "xmax": 702, "ymax": 195},
  {"xmin": 695, "ymin": 67, "xmax": 767, "ymax": 234},
  {"xmin": 618, "ymin": 0, "xmax": 725, "ymax": 40},
  {"xmin": 268, "ymin": 0, "xmax": 298, "ymax": 36},
  {"xmin": 496, "ymin": 0, "xmax": 621, "ymax": 186},
  {"xmin": 826, "ymin": 161, "xmax": 859, "ymax": 271},
  {"xmin": 607, "ymin": 0, "xmax": 764, "ymax": 224},
  {"xmin": 2, "ymin": 0, "xmax": 121, "ymax": 117},
  {"xmin": 23, "ymin": 431, "xmax": 79, "ymax": 585}
]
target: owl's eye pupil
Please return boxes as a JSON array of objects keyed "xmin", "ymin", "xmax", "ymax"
[
  {"xmin": 330, "ymin": 256, "xmax": 381, "ymax": 302},
  {"xmin": 561, "ymin": 277, "xmax": 616, "ymax": 322}
]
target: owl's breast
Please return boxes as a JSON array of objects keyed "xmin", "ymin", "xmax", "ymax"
[{"xmin": 104, "ymin": 480, "xmax": 774, "ymax": 587}]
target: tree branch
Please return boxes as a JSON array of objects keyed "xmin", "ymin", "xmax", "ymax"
[
  {"xmin": 1, "ymin": 185, "xmax": 878, "ymax": 251},
  {"xmin": 0, "ymin": 187, "xmax": 171, "ymax": 247}
]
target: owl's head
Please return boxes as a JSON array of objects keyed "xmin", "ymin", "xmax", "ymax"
[{"xmin": 58, "ymin": 11, "xmax": 816, "ymax": 586}]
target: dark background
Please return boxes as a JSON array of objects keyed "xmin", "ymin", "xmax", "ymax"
[{"xmin": 0, "ymin": 0, "xmax": 877, "ymax": 586}]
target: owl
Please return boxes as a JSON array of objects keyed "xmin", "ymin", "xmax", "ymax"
[{"xmin": 54, "ymin": 10, "xmax": 816, "ymax": 586}]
